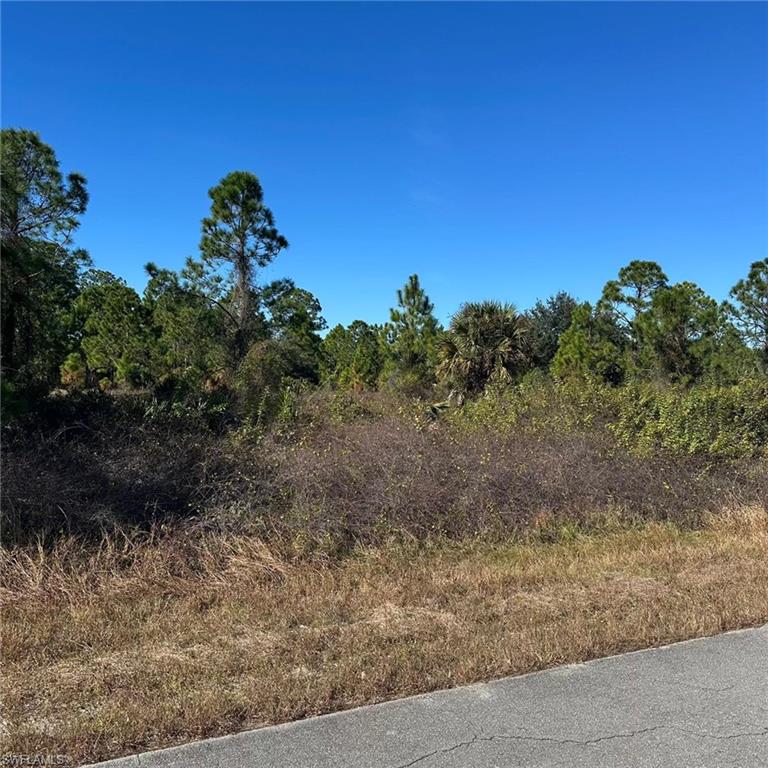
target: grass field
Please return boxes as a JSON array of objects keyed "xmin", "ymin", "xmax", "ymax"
[{"xmin": 2, "ymin": 507, "xmax": 767, "ymax": 766}]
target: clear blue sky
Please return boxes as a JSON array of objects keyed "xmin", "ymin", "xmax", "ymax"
[{"xmin": 3, "ymin": 2, "xmax": 766, "ymax": 328}]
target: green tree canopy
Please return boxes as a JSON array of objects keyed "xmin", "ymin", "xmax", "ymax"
[
  {"xmin": 526, "ymin": 291, "xmax": 579, "ymax": 369},
  {"xmin": 550, "ymin": 303, "xmax": 625, "ymax": 384},
  {"xmin": 200, "ymin": 171, "xmax": 287, "ymax": 359},
  {"xmin": 727, "ymin": 259, "xmax": 768, "ymax": 367},
  {"xmin": 260, "ymin": 279, "xmax": 326, "ymax": 382},
  {"xmin": 143, "ymin": 262, "xmax": 229, "ymax": 389},
  {"xmin": 384, "ymin": 274, "xmax": 440, "ymax": 391},
  {"xmin": 1, "ymin": 129, "xmax": 89, "ymax": 385},
  {"xmin": 1, "ymin": 128, "xmax": 87, "ymax": 248},
  {"xmin": 637, "ymin": 282, "xmax": 722, "ymax": 383},
  {"xmin": 598, "ymin": 260, "xmax": 668, "ymax": 329},
  {"xmin": 321, "ymin": 320, "xmax": 383, "ymax": 389},
  {"xmin": 74, "ymin": 274, "xmax": 151, "ymax": 385}
]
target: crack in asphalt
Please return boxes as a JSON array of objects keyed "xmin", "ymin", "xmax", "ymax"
[
  {"xmin": 392, "ymin": 728, "xmax": 664, "ymax": 768},
  {"xmin": 391, "ymin": 724, "xmax": 768, "ymax": 768},
  {"xmin": 659, "ymin": 680, "xmax": 738, "ymax": 695},
  {"xmin": 677, "ymin": 726, "xmax": 768, "ymax": 741}
]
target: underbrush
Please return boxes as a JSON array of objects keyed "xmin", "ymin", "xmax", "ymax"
[
  {"xmin": 268, "ymin": 414, "xmax": 763, "ymax": 553},
  {"xmin": 448, "ymin": 375, "xmax": 768, "ymax": 458},
  {"xmin": 611, "ymin": 379, "xmax": 768, "ymax": 458},
  {"xmin": 1, "ymin": 391, "xmax": 256, "ymax": 546},
  {"xmin": 3, "ymin": 388, "xmax": 766, "ymax": 548}
]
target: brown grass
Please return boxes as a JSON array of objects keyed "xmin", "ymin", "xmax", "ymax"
[{"xmin": 2, "ymin": 508, "xmax": 767, "ymax": 766}]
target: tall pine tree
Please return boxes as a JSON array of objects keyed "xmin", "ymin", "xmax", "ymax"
[{"xmin": 383, "ymin": 274, "xmax": 440, "ymax": 392}]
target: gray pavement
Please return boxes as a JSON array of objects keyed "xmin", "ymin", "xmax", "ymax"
[{"xmin": 90, "ymin": 625, "xmax": 768, "ymax": 768}]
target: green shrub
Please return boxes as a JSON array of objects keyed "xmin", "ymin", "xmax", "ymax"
[
  {"xmin": 447, "ymin": 375, "xmax": 617, "ymax": 437},
  {"xmin": 611, "ymin": 380, "xmax": 768, "ymax": 458},
  {"xmin": 234, "ymin": 340, "xmax": 289, "ymax": 429},
  {"xmin": 446, "ymin": 375, "xmax": 768, "ymax": 458},
  {"xmin": 116, "ymin": 355, "xmax": 148, "ymax": 388},
  {"xmin": 273, "ymin": 380, "xmax": 314, "ymax": 436}
]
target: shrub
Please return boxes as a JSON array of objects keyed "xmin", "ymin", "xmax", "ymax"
[
  {"xmin": 234, "ymin": 339, "xmax": 290, "ymax": 428},
  {"xmin": 266, "ymin": 404, "xmax": 765, "ymax": 550},
  {"xmin": 448, "ymin": 376, "xmax": 768, "ymax": 459},
  {"xmin": 0, "ymin": 393, "xmax": 256, "ymax": 545},
  {"xmin": 611, "ymin": 380, "xmax": 768, "ymax": 458},
  {"xmin": 59, "ymin": 352, "xmax": 87, "ymax": 389},
  {"xmin": 115, "ymin": 355, "xmax": 148, "ymax": 387},
  {"xmin": 4, "ymin": 386, "xmax": 766, "ymax": 551},
  {"xmin": 447, "ymin": 375, "xmax": 617, "ymax": 437}
]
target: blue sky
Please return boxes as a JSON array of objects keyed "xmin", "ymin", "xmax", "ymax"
[{"xmin": 3, "ymin": 2, "xmax": 766, "ymax": 328}]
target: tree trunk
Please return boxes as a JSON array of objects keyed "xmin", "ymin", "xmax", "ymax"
[
  {"xmin": 234, "ymin": 249, "xmax": 250, "ymax": 361},
  {"xmin": 1, "ymin": 296, "xmax": 17, "ymax": 378}
]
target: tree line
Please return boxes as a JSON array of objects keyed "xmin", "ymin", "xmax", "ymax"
[{"xmin": 2, "ymin": 128, "xmax": 766, "ymax": 417}]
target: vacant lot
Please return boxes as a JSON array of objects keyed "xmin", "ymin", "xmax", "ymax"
[{"xmin": 2, "ymin": 508, "xmax": 766, "ymax": 766}]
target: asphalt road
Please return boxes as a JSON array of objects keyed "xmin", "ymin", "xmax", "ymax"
[{"xmin": 90, "ymin": 625, "xmax": 767, "ymax": 768}]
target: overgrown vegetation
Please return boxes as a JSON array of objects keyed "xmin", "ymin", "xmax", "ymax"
[
  {"xmin": 3, "ymin": 386, "xmax": 767, "ymax": 548},
  {"xmin": 2, "ymin": 128, "xmax": 767, "ymax": 765},
  {"xmin": 2, "ymin": 127, "xmax": 767, "ymax": 553}
]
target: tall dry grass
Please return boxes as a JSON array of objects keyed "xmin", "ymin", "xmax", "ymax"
[{"xmin": 2, "ymin": 509, "xmax": 767, "ymax": 765}]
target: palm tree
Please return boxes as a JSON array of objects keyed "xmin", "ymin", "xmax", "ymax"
[{"xmin": 437, "ymin": 301, "xmax": 528, "ymax": 395}]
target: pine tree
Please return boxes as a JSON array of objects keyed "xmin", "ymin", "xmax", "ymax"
[
  {"xmin": 73, "ymin": 274, "xmax": 151, "ymax": 386},
  {"xmin": 551, "ymin": 303, "xmax": 625, "ymax": 384},
  {"xmin": 597, "ymin": 260, "xmax": 667, "ymax": 374},
  {"xmin": 200, "ymin": 171, "xmax": 287, "ymax": 360},
  {"xmin": 526, "ymin": 291, "xmax": 578, "ymax": 369},
  {"xmin": 1, "ymin": 129, "xmax": 88, "ymax": 386},
  {"xmin": 384, "ymin": 274, "xmax": 440, "ymax": 391},
  {"xmin": 727, "ymin": 259, "xmax": 768, "ymax": 368}
]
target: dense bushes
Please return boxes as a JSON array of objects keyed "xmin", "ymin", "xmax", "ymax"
[
  {"xmin": 3, "ymin": 387, "xmax": 766, "ymax": 549},
  {"xmin": 446, "ymin": 374, "xmax": 617, "ymax": 436},
  {"xmin": 1, "ymin": 392, "xmax": 253, "ymax": 544},
  {"xmin": 611, "ymin": 379, "xmax": 768, "ymax": 458},
  {"xmin": 445, "ymin": 376, "xmax": 768, "ymax": 458},
  {"xmin": 269, "ymin": 412, "xmax": 763, "ymax": 550}
]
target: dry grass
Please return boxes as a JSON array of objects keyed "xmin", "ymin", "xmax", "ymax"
[{"xmin": 2, "ymin": 508, "xmax": 767, "ymax": 766}]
